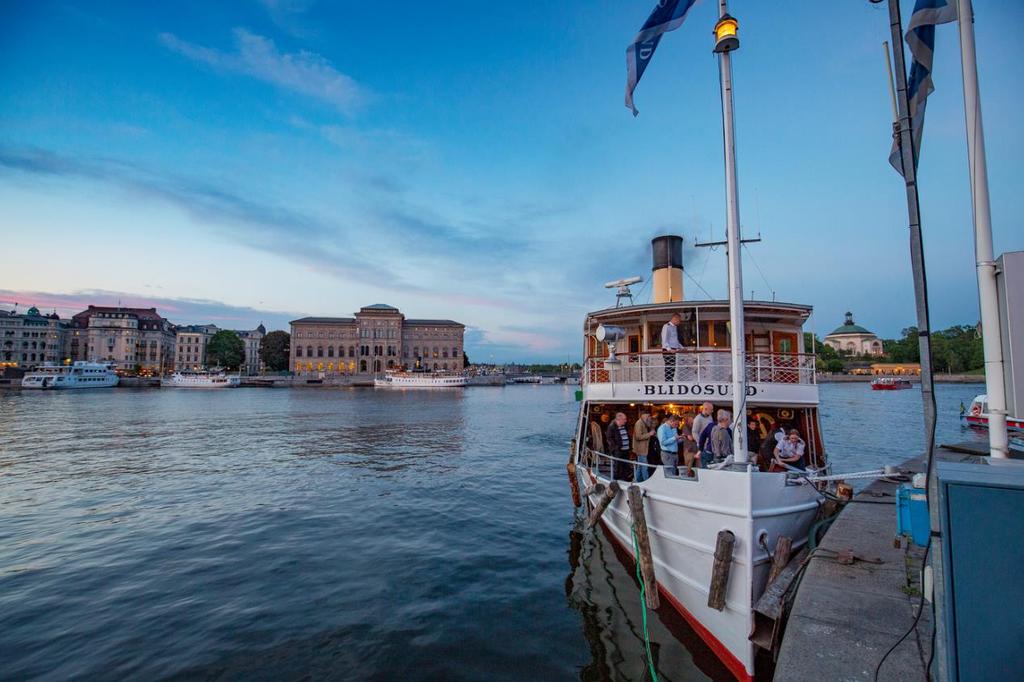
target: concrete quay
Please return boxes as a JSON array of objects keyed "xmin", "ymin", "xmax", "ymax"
[{"xmin": 775, "ymin": 457, "xmax": 931, "ymax": 681}]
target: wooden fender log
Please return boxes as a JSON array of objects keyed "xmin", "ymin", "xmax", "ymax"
[
  {"xmin": 750, "ymin": 546, "xmax": 810, "ymax": 652},
  {"xmin": 627, "ymin": 486, "xmax": 660, "ymax": 610},
  {"xmin": 707, "ymin": 530, "xmax": 736, "ymax": 611},
  {"xmin": 766, "ymin": 535, "xmax": 793, "ymax": 586},
  {"xmin": 586, "ymin": 480, "xmax": 619, "ymax": 530},
  {"xmin": 567, "ymin": 461, "xmax": 581, "ymax": 508}
]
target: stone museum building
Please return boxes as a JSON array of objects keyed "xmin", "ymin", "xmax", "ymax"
[{"xmin": 289, "ymin": 304, "xmax": 465, "ymax": 375}]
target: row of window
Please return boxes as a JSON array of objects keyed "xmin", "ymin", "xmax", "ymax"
[
  {"xmin": 295, "ymin": 345, "xmax": 461, "ymax": 359},
  {"xmin": 295, "ymin": 327, "xmax": 457, "ymax": 339},
  {"xmin": 2, "ymin": 352, "xmax": 56, "ymax": 362},
  {"xmin": 293, "ymin": 360, "xmax": 455, "ymax": 373},
  {"xmin": 8, "ymin": 341, "xmax": 47, "ymax": 350}
]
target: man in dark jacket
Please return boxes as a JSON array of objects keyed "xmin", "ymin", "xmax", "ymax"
[{"xmin": 605, "ymin": 412, "xmax": 632, "ymax": 480}]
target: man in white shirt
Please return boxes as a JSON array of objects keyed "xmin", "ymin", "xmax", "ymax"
[{"xmin": 661, "ymin": 313, "xmax": 683, "ymax": 381}]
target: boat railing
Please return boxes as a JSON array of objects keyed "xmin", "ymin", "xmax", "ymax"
[
  {"xmin": 582, "ymin": 447, "xmax": 697, "ymax": 482},
  {"xmin": 583, "ymin": 350, "xmax": 816, "ymax": 386}
]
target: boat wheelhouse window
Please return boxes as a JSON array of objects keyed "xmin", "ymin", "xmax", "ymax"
[{"xmin": 698, "ymin": 320, "xmax": 731, "ymax": 348}]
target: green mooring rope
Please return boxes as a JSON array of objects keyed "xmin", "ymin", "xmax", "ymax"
[{"xmin": 631, "ymin": 525, "xmax": 659, "ymax": 682}]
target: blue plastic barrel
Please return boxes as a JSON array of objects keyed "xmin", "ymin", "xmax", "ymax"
[{"xmin": 896, "ymin": 484, "xmax": 930, "ymax": 547}]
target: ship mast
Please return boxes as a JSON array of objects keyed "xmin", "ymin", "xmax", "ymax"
[{"xmin": 714, "ymin": 0, "xmax": 748, "ymax": 463}]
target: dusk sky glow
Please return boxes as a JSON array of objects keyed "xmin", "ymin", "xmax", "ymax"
[{"xmin": 1, "ymin": 1, "xmax": 1021, "ymax": 361}]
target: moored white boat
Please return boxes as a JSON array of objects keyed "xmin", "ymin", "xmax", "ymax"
[
  {"xmin": 870, "ymin": 377, "xmax": 913, "ymax": 390},
  {"xmin": 162, "ymin": 371, "xmax": 240, "ymax": 388},
  {"xmin": 21, "ymin": 362, "xmax": 119, "ymax": 389},
  {"xmin": 373, "ymin": 371, "xmax": 467, "ymax": 388},
  {"xmin": 963, "ymin": 394, "xmax": 1024, "ymax": 433}
]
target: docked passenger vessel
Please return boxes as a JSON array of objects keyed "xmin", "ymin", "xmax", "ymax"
[
  {"xmin": 21, "ymin": 362, "xmax": 119, "ymax": 389},
  {"xmin": 373, "ymin": 370, "xmax": 467, "ymax": 388},
  {"xmin": 162, "ymin": 371, "xmax": 240, "ymax": 388},
  {"xmin": 571, "ymin": 237, "xmax": 824, "ymax": 680}
]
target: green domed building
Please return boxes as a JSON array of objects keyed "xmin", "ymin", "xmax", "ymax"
[{"xmin": 824, "ymin": 312, "xmax": 883, "ymax": 356}]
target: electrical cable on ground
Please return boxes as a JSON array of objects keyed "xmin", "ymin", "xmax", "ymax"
[
  {"xmin": 872, "ymin": 538, "xmax": 931, "ymax": 682},
  {"xmin": 631, "ymin": 525, "xmax": 659, "ymax": 682}
]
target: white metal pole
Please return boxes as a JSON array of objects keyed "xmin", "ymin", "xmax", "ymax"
[
  {"xmin": 717, "ymin": 0, "xmax": 748, "ymax": 462},
  {"xmin": 956, "ymin": 0, "xmax": 1009, "ymax": 458}
]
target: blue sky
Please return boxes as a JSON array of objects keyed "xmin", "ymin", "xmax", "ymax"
[{"xmin": 1, "ymin": 1, "xmax": 1021, "ymax": 362}]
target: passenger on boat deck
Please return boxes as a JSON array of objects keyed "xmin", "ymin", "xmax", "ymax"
[
  {"xmin": 709, "ymin": 410, "xmax": 734, "ymax": 463},
  {"xmin": 605, "ymin": 412, "xmax": 632, "ymax": 481},
  {"xmin": 681, "ymin": 414, "xmax": 696, "ymax": 442},
  {"xmin": 773, "ymin": 429, "xmax": 807, "ymax": 470},
  {"xmin": 632, "ymin": 413, "xmax": 655, "ymax": 483},
  {"xmin": 657, "ymin": 414, "xmax": 685, "ymax": 477},
  {"xmin": 747, "ymin": 419, "xmax": 763, "ymax": 456},
  {"xmin": 681, "ymin": 440, "xmax": 701, "ymax": 477},
  {"xmin": 691, "ymin": 402, "xmax": 714, "ymax": 443},
  {"xmin": 661, "ymin": 314, "xmax": 684, "ymax": 381},
  {"xmin": 756, "ymin": 421, "xmax": 779, "ymax": 472}
]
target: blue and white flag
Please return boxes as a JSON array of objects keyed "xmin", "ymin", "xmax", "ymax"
[
  {"xmin": 890, "ymin": 0, "xmax": 958, "ymax": 175},
  {"xmin": 625, "ymin": 0, "xmax": 699, "ymax": 116}
]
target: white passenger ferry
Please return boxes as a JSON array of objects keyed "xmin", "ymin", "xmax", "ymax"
[
  {"xmin": 21, "ymin": 362, "xmax": 119, "ymax": 389},
  {"xmin": 570, "ymin": 236, "xmax": 825, "ymax": 680},
  {"xmin": 162, "ymin": 371, "xmax": 240, "ymax": 388},
  {"xmin": 374, "ymin": 371, "xmax": 467, "ymax": 388}
]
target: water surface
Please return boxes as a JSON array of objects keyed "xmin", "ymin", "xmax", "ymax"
[{"xmin": 0, "ymin": 382, "xmax": 987, "ymax": 680}]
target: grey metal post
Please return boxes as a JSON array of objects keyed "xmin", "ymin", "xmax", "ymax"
[
  {"xmin": 717, "ymin": 0, "xmax": 748, "ymax": 462},
  {"xmin": 957, "ymin": 0, "xmax": 1009, "ymax": 458},
  {"xmin": 886, "ymin": 1, "xmax": 943, "ymax": 676}
]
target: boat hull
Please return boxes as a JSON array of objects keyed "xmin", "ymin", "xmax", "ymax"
[
  {"xmin": 21, "ymin": 378, "xmax": 119, "ymax": 389},
  {"xmin": 577, "ymin": 464, "xmax": 820, "ymax": 680},
  {"xmin": 964, "ymin": 414, "xmax": 1024, "ymax": 433},
  {"xmin": 374, "ymin": 375, "xmax": 467, "ymax": 388},
  {"xmin": 870, "ymin": 381, "xmax": 912, "ymax": 390},
  {"xmin": 161, "ymin": 375, "xmax": 240, "ymax": 388}
]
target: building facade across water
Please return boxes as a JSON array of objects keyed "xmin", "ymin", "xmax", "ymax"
[
  {"xmin": 69, "ymin": 306, "xmax": 176, "ymax": 373},
  {"xmin": 290, "ymin": 304, "xmax": 464, "ymax": 375},
  {"xmin": 0, "ymin": 307, "xmax": 68, "ymax": 368}
]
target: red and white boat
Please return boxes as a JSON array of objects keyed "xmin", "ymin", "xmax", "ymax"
[
  {"xmin": 870, "ymin": 377, "xmax": 913, "ymax": 390},
  {"xmin": 963, "ymin": 394, "xmax": 1024, "ymax": 433}
]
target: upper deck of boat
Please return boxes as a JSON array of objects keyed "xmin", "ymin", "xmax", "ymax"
[{"xmin": 582, "ymin": 299, "xmax": 818, "ymax": 405}]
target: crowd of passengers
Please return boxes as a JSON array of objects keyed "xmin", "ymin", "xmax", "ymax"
[{"xmin": 590, "ymin": 401, "xmax": 807, "ymax": 481}]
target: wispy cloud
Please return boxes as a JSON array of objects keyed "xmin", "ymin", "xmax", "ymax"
[
  {"xmin": 159, "ymin": 28, "xmax": 365, "ymax": 115},
  {"xmin": 0, "ymin": 145, "xmax": 553, "ymax": 312},
  {"xmin": 0, "ymin": 289, "xmax": 301, "ymax": 331}
]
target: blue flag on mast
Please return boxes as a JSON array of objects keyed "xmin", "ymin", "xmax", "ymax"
[
  {"xmin": 625, "ymin": 0, "xmax": 699, "ymax": 116},
  {"xmin": 890, "ymin": 0, "xmax": 958, "ymax": 175}
]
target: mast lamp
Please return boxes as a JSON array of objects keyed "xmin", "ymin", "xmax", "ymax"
[{"xmin": 713, "ymin": 14, "xmax": 739, "ymax": 53}]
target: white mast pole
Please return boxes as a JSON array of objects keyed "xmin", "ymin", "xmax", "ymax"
[
  {"xmin": 956, "ymin": 0, "xmax": 1009, "ymax": 458},
  {"xmin": 716, "ymin": 0, "xmax": 748, "ymax": 463}
]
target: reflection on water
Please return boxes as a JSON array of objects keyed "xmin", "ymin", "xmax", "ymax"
[
  {"xmin": 565, "ymin": 522, "xmax": 725, "ymax": 682},
  {"xmin": 0, "ymin": 382, "xmax": 988, "ymax": 680}
]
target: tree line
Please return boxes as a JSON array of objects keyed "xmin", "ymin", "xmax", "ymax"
[{"xmin": 807, "ymin": 324, "xmax": 984, "ymax": 374}]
